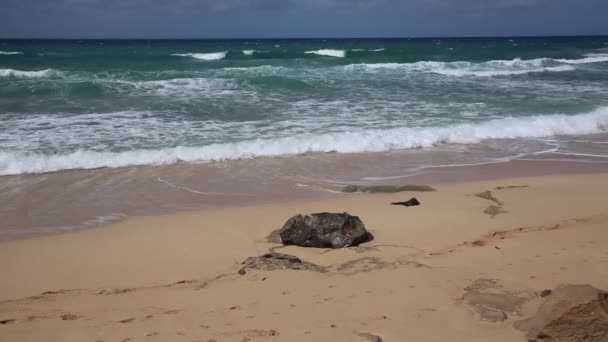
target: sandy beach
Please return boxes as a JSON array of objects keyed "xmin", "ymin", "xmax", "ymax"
[{"xmin": 1, "ymin": 172, "xmax": 607, "ymax": 341}]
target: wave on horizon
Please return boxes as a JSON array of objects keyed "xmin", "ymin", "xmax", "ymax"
[{"xmin": 2, "ymin": 106, "xmax": 608, "ymax": 176}]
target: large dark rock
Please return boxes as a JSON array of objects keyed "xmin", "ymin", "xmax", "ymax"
[
  {"xmin": 280, "ymin": 212, "xmax": 371, "ymax": 248},
  {"xmin": 515, "ymin": 284, "xmax": 608, "ymax": 342}
]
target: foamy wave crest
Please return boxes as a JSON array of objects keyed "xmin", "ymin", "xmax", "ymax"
[
  {"xmin": 172, "ymin": 52, "xmax": 227, "ymax": 60},
  {"xmin": 0, "ymin": 51, "xmax": 23, "ymax": 55},
  {"xmin": 243, "ymin": 50, "xmax": 255, "ymax": 56},
  {"xmin": 433, "ymin": 64, "xmax": 574, "ymax": 77},
  {"xmin": 0, "ymin": 68, "xmax": 55, "ymax": 78},
  {"xmin": 346, "ymin": 58, "xmax": 576, "ymax": 77},
  {"xmin": 2, "ymin": 107, "xmax": 608, "ymax": 175},
  {"xmin": 305, "ymin": 49, "xmax": 346, "ymax": 58},
  {"xmin": 556, "ymin": 54, "xmax": 608, "ymax": 65}
]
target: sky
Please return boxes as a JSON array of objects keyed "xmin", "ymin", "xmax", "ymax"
[{"xmin": 1, "ymin": 0, "xmax": 607, "ymax": 38}]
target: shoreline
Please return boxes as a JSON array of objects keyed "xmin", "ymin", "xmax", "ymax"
[
  {"xmin": 1, "ymin": 171, "xmax": 607, "ymax": 341},
  {"xmin": 2, "ymin": 156, "xmax": 608, "ymax": 242}
]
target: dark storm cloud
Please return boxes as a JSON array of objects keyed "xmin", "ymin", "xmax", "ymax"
[{"xmin": 0, "ymin": 0, "xmax": 607, "ymax": 38}]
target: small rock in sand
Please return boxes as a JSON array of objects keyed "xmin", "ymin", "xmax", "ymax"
[
  {"xmin": 391, "ymin": 198, "xmax": 421, "ymax": 207},
  {"xmin": 539, "ymin": 289, "xmax": 552, "ymax": 298}
]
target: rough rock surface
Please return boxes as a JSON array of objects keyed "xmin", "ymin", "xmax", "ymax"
[
  {"xmin": 280, "ymin": 212, "xmax": 372, "ymax": 248},
  {"xmin": 342, "ymin": 184, "xmax": 436, "ymax": 193},
  {"xmin": 515, "ymin": 284, "xmax": 608, "ymax": 342},
  {"xmin": 239, "ymin": 252, "xmax": 326, "ymax": 275}
]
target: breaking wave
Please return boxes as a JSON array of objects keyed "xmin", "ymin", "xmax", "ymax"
[
  {"xmin": 0, "ymin": 68, "xmax": 56, "ymax": 78},
  {"xmin": 172, "ymin": 52, "xmax": 227, "ymax": 60},
  {"xmin": 2, "ymin": 107, "xmax": 608, "ymax": 175},
  {"xmin": 345, "ymin": 58, "xmax": 583, "ymax": 77},
  {"xmin": 0, "ymin": 51, "xmax": 23, "ymax": 55},
  {"xmin": 305, "ymin": 49, "xmax": 346, "ymax": 58},
  {"xmin": 556, "ymin": 53, "xmax": 608, "ymax": 65},
  {"xmin": 243, "ymin": 50, "xmax": 255, "ymax": 56}
]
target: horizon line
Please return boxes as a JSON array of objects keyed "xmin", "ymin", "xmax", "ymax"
[{"xmin": 1, "ymin": 34, "xmax": 608, "ymax": 40}]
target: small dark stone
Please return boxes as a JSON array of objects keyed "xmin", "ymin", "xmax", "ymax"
[
  {"xmin": 540, "ymin": 289, "xmax": 552, "ymax": 297},
  {"xmin": 280, "ymin": 212, "xmax": 372, "ymax": 248},
  {"xmin": 391, "ymin": 198, "xmax": 420, "ymax": 207}
]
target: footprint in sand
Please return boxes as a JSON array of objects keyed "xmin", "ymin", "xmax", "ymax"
[
  {"xmin": 60, "ymin": 314, "xmax": 80, "ymax": 321},
  {"xmin": 475, "ymin": 190, "xmax": 502, "ymax": 205},
  {"xmin": 0, "ymin": 318, "xmax": 16, "ymax": 325}
]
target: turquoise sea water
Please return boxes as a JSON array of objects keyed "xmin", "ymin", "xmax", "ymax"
[{"xmin": 1, "ymin": 37, "xmax": 608, "ymax": 175}]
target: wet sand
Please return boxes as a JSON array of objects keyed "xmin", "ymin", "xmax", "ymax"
[
  {"xmin": 2, "ymin": 148, "xmax": 608, "ymax": 240},
  {"xmin": 1, "ymin": 172, "xmax": 607, "ymax": 341}
]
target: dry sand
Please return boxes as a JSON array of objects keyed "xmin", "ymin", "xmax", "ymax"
[{"xmin": 1, "ymin": 173, "xmax": 607, "ymax": 341}]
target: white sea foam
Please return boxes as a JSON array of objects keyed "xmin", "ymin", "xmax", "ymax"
[
  {"xmin": 305, "ymin": 49, "xmax": 346, "ymax": 58},
  {"xmin": 242, "ymin": 50, "xmax": 255, "ymax": 56},
  {"xmin": 0, "ymin": 68, "xmax": 54, "ymax": 78},
  {"xmin": 343, "ymin": 54, "xmax": 608, "ymax": 77},
  {"xmin": 556, "ymin": 54, "xmax": 608, "ymax": 64},
  {"xmin": 2, "ymin": 107, "xmax": 608, "ymax": 175},
  {"xmin": 0, "ymin": 51, "xmax": 23, "ymax": 55},
  {"xmin": 172, "ymin": 52, "xmax": 227, "ymax": 60},
  {"xmin": 432, "ymin": 64, "xmax": 575, "ymax": 77},
  {"xmin": 370, "ymin": 48, "xmax": 385, "ymax": 52},
  {"xmin": 133, "ymin": 77, "xmax": 238, "ymax": 97},
  {"xmin": 345, "ymin": 58, "xmax": 577, "ymax": 77}
]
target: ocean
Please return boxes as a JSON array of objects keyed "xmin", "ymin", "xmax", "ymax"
[{"xmin": 2, "ymin": 37, "xmax": 608, "ymax": 238}]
